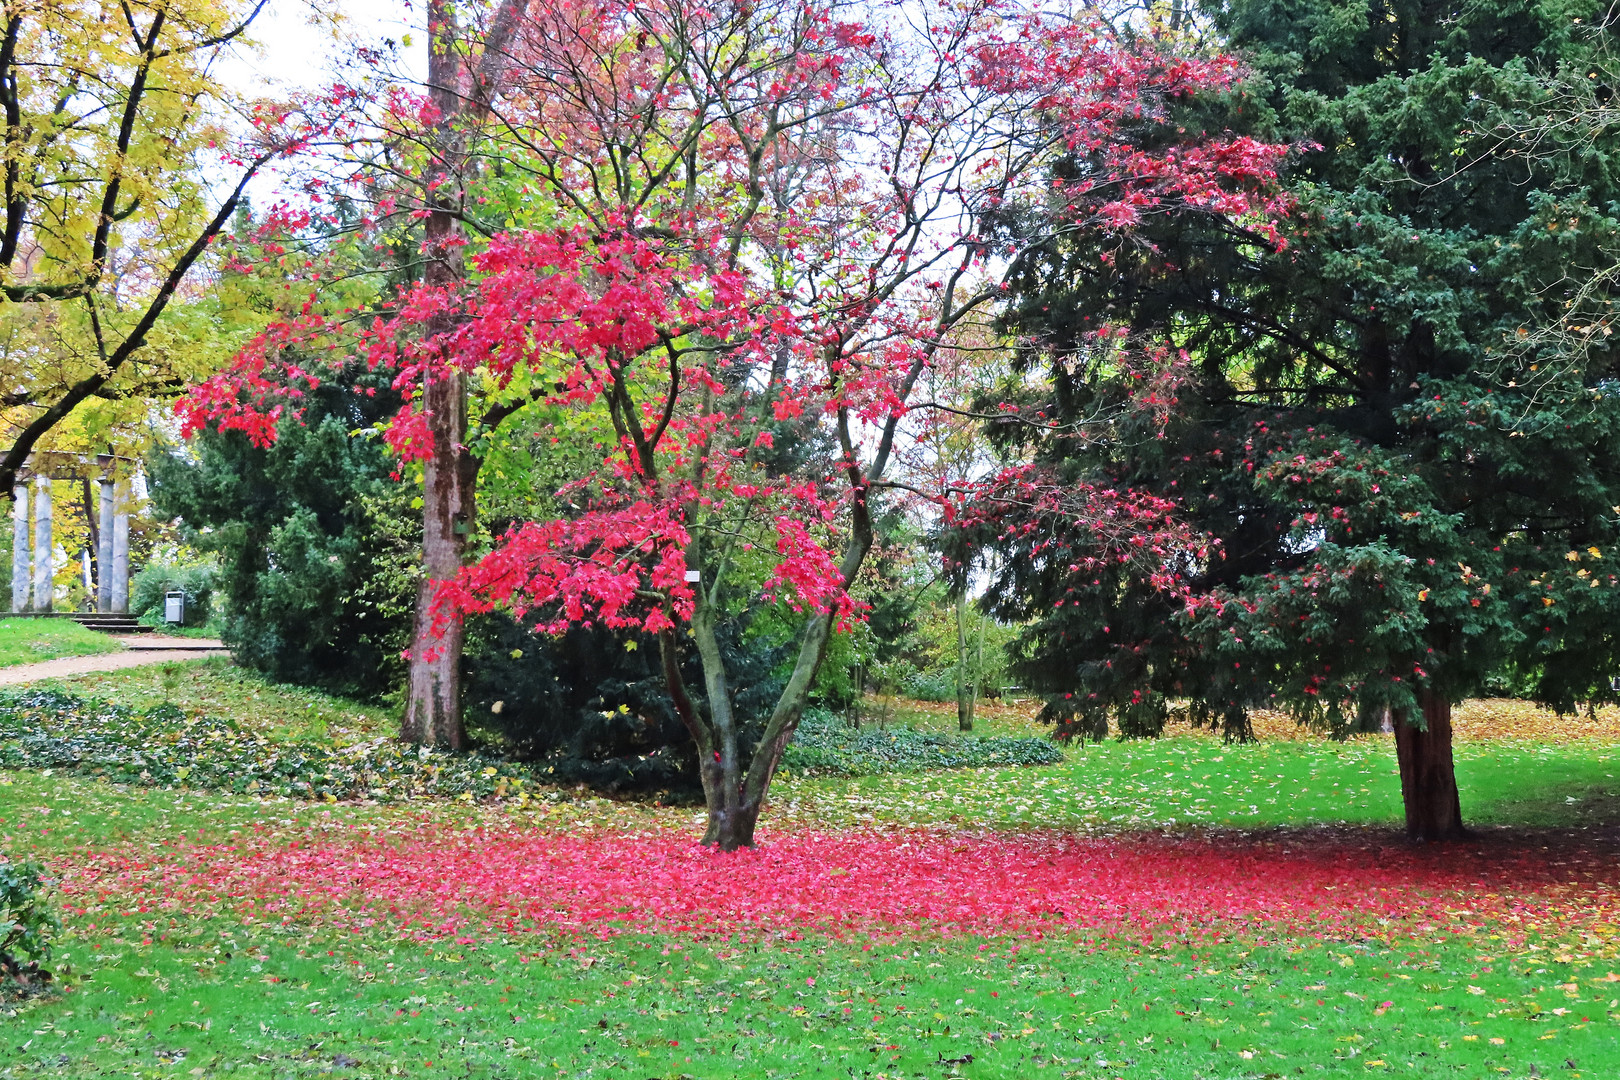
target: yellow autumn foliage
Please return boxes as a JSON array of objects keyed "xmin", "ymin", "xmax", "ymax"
[{"xmin": 0, "ymin": 0, "xmax": 287, "ymax": 478}]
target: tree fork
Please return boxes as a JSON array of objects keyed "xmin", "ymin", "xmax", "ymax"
[{"xmin": 1392, "ymin": 689, "xmax": 1467, "ymax": 843}]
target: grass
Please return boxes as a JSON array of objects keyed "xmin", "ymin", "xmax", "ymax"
[
  {"xmin": 775, "ymin": 730, "xmax": 1620, "ymax": 833},
  {"xmin": 135, "ymin": 610, "xmax": 229, "ymax": 639},
  {"xmin": 0, "ymin": 618, "xmax": 123, "ymax": 669},
  {"xmin": 7, "ymin": 926, "xmax": 1616, "ymax": 1078},
  {"xmin": 3, "ymin": 674, "xmax": 1620, "ymax": 1076}
]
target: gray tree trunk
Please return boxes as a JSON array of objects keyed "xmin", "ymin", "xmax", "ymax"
[
  {"xmin": 955, "ymin": 593, "xmax": 974, "ymax": 732},
  {"xmin": 690, "ymin": 593, "xmax": 743, "ymax": 846},
  {"xmin": 971, "ymin": 611, "xmax": 986, "ymax": 722}
]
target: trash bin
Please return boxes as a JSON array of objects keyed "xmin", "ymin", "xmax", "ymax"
[{"xmin": 164, "ymin": 590, "xmax": 185, "ymax": 625}]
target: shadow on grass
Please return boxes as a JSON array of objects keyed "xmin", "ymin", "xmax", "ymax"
[{"xmin": 1462, "ymin": 754, "xmax": 1620, "ymax": 829}]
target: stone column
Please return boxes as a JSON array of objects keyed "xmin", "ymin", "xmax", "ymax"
[
  {"xmin": 111, "ymin": 478, "xmax": 130, "ymax": 614},
  {"xmin": 32, "ymin": 476, "xmax": 51, "ymax": 612},
  {"xmin": 9, "ymin": 484, "xmax": 28, "ymax": 612},
  {"xmin": 97, "ymin": 479, "xmax": 114, "ymax": 612}
]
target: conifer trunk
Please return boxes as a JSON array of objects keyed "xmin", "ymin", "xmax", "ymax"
[{"xmin": 1392, "ymin": 689, "xmax": 1466, "ymax": 842}]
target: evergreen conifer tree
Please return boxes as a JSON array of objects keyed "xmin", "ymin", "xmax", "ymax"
[{"xmin": 981, "ymin": 0, "xmax": 1620, "ymax": 839}]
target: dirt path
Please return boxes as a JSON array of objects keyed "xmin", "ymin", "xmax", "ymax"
[{"xmin": 0, "ymin": 636, "xmax": 228, "ymax": 686}]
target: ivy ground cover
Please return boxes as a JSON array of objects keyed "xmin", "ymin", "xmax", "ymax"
[{"xmin": 1, "ymin": 676, "xmax": 1619, "ymax": 1077}]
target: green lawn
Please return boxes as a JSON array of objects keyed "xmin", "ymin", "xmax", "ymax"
[
  {"xmin": 3, "ymin": 667, "xmax": 1619, "ymax": 1077},
  {"xmin": 775, "ymin": 732, "xmax": 1620, "ymax": 834},
  {"xmin": 0, "ymin": 618, "xmax": 122, "ymax": 669},
  {"xmin": 8, "ymin": 927, "xmax": 1613, "ymax": 1079}
]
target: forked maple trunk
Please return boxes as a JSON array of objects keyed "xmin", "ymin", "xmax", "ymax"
[
  {"xmin": 658, "ymin": 618, "xmax": 753, "ymax": 852},
  {"xmin": 1392, "ymin": 689, "xmax": 1467, "ymax": 842},
  {"xmin": 690, "ymin": 596, "xmax": 747, "ymax": 849}
]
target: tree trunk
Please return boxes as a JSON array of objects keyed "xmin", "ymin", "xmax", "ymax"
[
  {"xmin": 401, "ymin": 0, "xmax": 475, "ymax": 749},
  {"xmin": 734, "ymin": 606, "xmax": 841, "ymax": 847},
  {"xmin": 970, "ymin": 612, "xmax": 985, "ymax": 722},
  {"xmin": 955, "ymin": 593, "xmax": 973, "ymax": 732},
  {"xmin": 691, "ymin": 592, "xmax": 747, "ymax": 850},
  {"xmin": 1392, "ymin": 689, "xmax": 1467, "ymax": 842},
  {"xmin": 401, "ymin": 371, "xmax": 470, "ymax": 748},
  {"xmin": 397, "ymin": 0, "xmax": 523, "ymax": 747}
]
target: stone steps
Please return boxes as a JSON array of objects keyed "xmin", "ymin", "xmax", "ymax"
[{"xmin": 6, "ymin": 611, "xmax": 152, "ymax": 634}]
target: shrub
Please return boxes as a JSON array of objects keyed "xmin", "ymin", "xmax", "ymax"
[
  {"xmin": 147, "ymin": 371, "xmax": 415, "ymax": 700},
  {"xmin": 131, "ymin": 560, "xmax": 216, "ymax": 628},
  {"xmin": 782, "ymin": 709, "xmax": 1063, "ymax": 776},
  {"xmin": 464, "ymin": 612, "xmax": 787, "ymax": 799},
  {"xmin": 902, "ymin": 669, "xmax": 957, "ymax": 703},
  {"xmin": 0, "ymin": 859, "xmax": 57, "ymax": 994}
]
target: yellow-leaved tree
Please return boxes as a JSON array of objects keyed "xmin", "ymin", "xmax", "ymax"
[{"xmin": 0, "ymin": 0, "xmax": 315, "ymax": 492}]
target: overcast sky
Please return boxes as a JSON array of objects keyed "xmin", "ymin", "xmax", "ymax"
[
  {"xmin": 226, "ymin": 0, "xmax": 421, "ymax": 97},
  {"xmin": 210, "ymin": 0, "xmax": 422, "ymax": 203}
]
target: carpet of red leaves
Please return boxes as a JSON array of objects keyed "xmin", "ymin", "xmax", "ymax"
[{"xmin": 55, "ymin": 825, "xmax": 1620, "ymax": 949}]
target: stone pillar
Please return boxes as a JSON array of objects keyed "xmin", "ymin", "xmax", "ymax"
[
  {"xmin": 111, "ymin": 478, "xmax": 130, "ymax": 614},
  {"xmin": 97, "ymin": 479, "xmax": 113, "ymax": 612},
  {"xmin": 32, "ymin": 476, "xmax": 51, "ymax": 612},
  {"xmin": 9, "ymin": 484, "xmax": 28, "ymax": 612}
]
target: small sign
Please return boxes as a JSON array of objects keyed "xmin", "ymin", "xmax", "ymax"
[
  {"xmin": 164, "ymin": 590, "xmax": 185, "ymax": 624},
  {"xmin": 684, "ymin": 570, "xmax": 702, "ymax": 583}
]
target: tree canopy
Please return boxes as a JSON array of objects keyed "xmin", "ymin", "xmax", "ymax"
[
  {"xmin": 976, "ymin": 0, "xmax": 1620, "ymax": 839},
  {"xmin": 0, "ymin": 0, "xmax": 320, "ymax": 491}
]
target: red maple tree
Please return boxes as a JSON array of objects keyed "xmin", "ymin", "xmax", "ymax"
[{"xmin": 182, "ymin": 0, "xmax": 1291, "ymax": 848}]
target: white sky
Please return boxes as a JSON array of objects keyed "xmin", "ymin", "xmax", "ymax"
[
  {"xmin": 225, "ymin": 0, "xmax": 420, "ymax": 96},
  {"xmin": 209, "ymin": 0, "xmax": 423, "ymax": 204}
]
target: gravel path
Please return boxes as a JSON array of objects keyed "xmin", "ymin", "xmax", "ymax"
[{"xmin": 0, "ymin": 636, "xmax": 228, "ymax": 686}]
